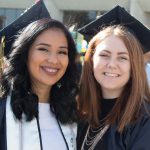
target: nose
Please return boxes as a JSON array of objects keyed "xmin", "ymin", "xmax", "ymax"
[
  {"xmin": 106, "ymin": 58, "xmax": 117, "ymax": 69},
  {"xmin": 47, "ymin": 53, "xmax": 58, "ymax": 64}
]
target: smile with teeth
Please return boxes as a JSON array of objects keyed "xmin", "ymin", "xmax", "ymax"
[
  {"xmin": 104, "ymin": 72, "xmax": 119, "ymax": 77},
  {"xmin": 42, "ymin": 66, "xmax": 59, "ymax": 73}
]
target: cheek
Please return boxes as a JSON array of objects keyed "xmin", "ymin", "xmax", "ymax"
[
  {"xmin": 122, "ymin": 63, "xmax": 131, "ymax": 82},
  {"xmin": 93, "ymin": 57, "xmax": 104, "ymax": 72},
  {"xmin": 127, "ymin": 66, "xmax": 131, "ymax": 79},
  {"xmin": 27, "ymin": 52, "xmax": 41, "ymax": 74},
  {"xmin": 93, "ymin": 61, "xmax": 103, "ymax": 81},
  {"xmin": 27, "ymin": 56, "xmax": 32, "ymax": 73},
  {"xmin": 125, "ymin": 62, "xmax": 131, "ymax": 75},
  {"xmin": 93, "ymin": 60, "xmax": 100, "ymax": 76},
  {"xmin": 62, "ymin": 56, "xmax": 69, "ymax": 69},
  {"xmin": 27, "ymin": 59, "xmax": 36, "ymax": 77}
]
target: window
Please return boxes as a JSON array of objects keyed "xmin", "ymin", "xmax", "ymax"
[
  {"xmin": 63, "ymin": 10, "xmax": 106, "ymax": 30},
  {"xmin": 0, "ymin": 16, "xmax": 5, "ymax": 30}
]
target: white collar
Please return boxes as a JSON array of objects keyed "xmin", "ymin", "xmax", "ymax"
[
  {"xmin": 6, "ymin": 95, "xmax": 41, "ymax": 150},
  {"xmin": 6, "ymin": 95, "xmax": 77, "ymax": 150}
]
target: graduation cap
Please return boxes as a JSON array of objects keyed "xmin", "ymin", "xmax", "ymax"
[
  {"xmin": 0, "ymin": 0, "xmax": 50, "ymax": 57},
  {"xmin": 78, "ymin": 5, "xmax": 150, "ymax": 53}
]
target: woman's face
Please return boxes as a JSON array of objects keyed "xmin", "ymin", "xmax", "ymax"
[
  {"xmin": 93, "ymin": 35, "xmax": 131, "ymax": 98},
  {"xmin": 27, "ymin": 28, "xmax": 69, "ymax": 90}
]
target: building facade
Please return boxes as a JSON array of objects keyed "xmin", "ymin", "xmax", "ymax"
[{"xmin": 0, "ymin": 0, "xmax": 150, "ymax": 29}]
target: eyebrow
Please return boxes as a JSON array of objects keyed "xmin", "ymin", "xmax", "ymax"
[
  {"xmin": 102, "ymin": 50, "xmax": 111, "ymax": 53},
  {"xmin": 36, "ymin": 43, "xmax": 50, "ymax": 47},
  {"xmin": 117, "ymin": 52, "xmax": 129, "ymax": 55},
  {"xmin": 59, "ymin": 46, "xmax": 68, "ymax": 49},
  {"xmin": 35, "ymin": 43, "xmax": 68, "ymax": 49},
  {"xmin": 102, "ymin": 50, "xmax": 129, "ymax": 55}
]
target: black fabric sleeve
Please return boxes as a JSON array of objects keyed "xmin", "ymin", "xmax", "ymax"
[
  {"xmin": 0, "ymin": 98, "xmax": 7, "ymax": 150},
  {"xmin": 127, "ymin": 116, "xmax": 150, "ymax": 150}
]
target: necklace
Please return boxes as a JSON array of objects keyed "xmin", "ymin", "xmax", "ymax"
[{"xmin": 81, "ymin": 124, "xmax": 109, "ymax": 150}]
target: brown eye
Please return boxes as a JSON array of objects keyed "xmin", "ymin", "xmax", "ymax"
[
  {"xmin": 37, "ymin": 48, "xmax": 48, "ymax": 52},
  {"xmin": 119, "ymin": 56, "xmax": 128, "ymax": 61},
  {"xmin": 99, "ymin": 54, "xmax": 109, "ymax": 57},
  {"xmin": 59, "ymin": 50, "xmax": 68, "ymax": 55}
]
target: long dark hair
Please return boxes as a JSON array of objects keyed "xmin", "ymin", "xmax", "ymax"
[{"xmin": 1, "ymin": 18, "xmax": 78, "ymax": 124}]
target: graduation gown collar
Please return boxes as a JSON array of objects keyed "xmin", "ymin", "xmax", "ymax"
[
  {"xmin": 5, "ymin": 95, "xmax": 77, "ymax": 150},
  {"xmin": 6, "ymin": 95, "xmax": 41, "ymax": 150}
]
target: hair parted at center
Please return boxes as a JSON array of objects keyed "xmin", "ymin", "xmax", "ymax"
[{"xmin": 78, "ymin": 25, "xmax": 150, "ymax": 132}]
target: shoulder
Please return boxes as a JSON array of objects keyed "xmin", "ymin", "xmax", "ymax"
[
  {"xmin": 106, "ymin": 114, "xmax": 150, "ymax": 149},
  {"xmin": 124, "ymin": 112, "xmax": 150, "ymax": 149},
  {"xmin": 131, "ymin": 114, "xmax": 150, "ymax": 133},
  {"xmin": 128, "ymin": 102, "xmax": 150, "ymax": 136}
]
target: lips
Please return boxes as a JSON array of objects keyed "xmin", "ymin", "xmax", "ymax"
[
  {"xmin": 41, "ymin": 66, "xmax": 59, "ymax": 74},
  {"xmin": 104, "ymin": 72, "xmax": 119, "ymax": 77}
]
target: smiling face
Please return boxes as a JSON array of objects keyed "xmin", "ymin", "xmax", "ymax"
[
  {"xmin": 93, "ymin": 35, "xmax": 131, "ymax": 98},
  {"xmin": 27, "ymin": 28, "xmax": 69, "ymax": 92}
]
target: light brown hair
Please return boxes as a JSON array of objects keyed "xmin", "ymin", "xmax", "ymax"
[{"xmin": 78, "ymin": 25, "xmax": 150, "ymax": 132}]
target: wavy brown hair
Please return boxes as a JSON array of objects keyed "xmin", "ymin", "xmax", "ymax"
[{"xmin": 78, "ymin": 25, "xmax": 150, "ymax": 132}]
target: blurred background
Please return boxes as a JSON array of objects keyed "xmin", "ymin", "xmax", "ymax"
[{"xmin": 0, "ymin": 0, "xmax": 150, "ymax": 30}]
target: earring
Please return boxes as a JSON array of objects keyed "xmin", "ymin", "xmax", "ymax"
[{"xmin": 57, "ymin": 82, "xmax": 62, "ymax": 88}]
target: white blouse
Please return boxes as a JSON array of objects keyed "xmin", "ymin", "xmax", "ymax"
[
  {"xmin": 6, "ymin": 95, "xmax": 77, "ymax": 150},
  {"xmin": 38, "ymin": 103, "xmax": 67, "ymax": 150}
]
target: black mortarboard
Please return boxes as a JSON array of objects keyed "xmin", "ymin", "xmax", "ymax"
[
  {"xmin": 0, "ymin": 0, "xmax": 50, "ymax": 56},
  {"xmin": 78, "ymin": 5, "xmax": 150, "ymax": 53}
]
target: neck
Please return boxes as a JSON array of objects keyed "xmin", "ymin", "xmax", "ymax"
[
  {"xmin": 102, "ymin": 88, "xmax": 122, "ymax": 99},
  {"xmin": 32, "ymin": 85, "xmax": 51, "ymax": 103}
]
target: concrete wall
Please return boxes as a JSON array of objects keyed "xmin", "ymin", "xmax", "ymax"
[
  {"xmin": 44, "ymin": 0, "xmax": 63, "ymax": 21},
  {"xmin": 51, "ymin": 0, "xmax": 129, "ymax": 11},
  {"xmin": 0, "ymin": 0, "xmax": 34, "ymax": 9},
  {"xmin": 0, "ymin": 0, "xmax": 149, "ymax": 27},
  {"xmin": 130, "ymin": 0, "xmax": 150, "ymax": 28}
]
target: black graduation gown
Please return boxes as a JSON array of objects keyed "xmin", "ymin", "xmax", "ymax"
[
  {"xmin": 0, "ymin": 99, "xmax": 7, "ymax": 150},
  {"xmin": 77, "ymin": 99, "xmax": 150, "ymax": 150}
]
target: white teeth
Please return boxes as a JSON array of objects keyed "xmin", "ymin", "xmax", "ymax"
[
  {"xmin": 104, "ymin": 72, "xmax": 119, "ymax": 77},
  {"xmin": 44, "ymin": 68, "xmax": 58, "ymax": 73}
]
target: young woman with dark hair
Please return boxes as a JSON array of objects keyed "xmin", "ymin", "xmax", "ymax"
[
  {"xmin": 0, "ymin": 18, "xmax": 78, "ymax": 150},
  {"xmin": 77, "ymin": 25, "xmax": 150, "ymax": 150}
]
